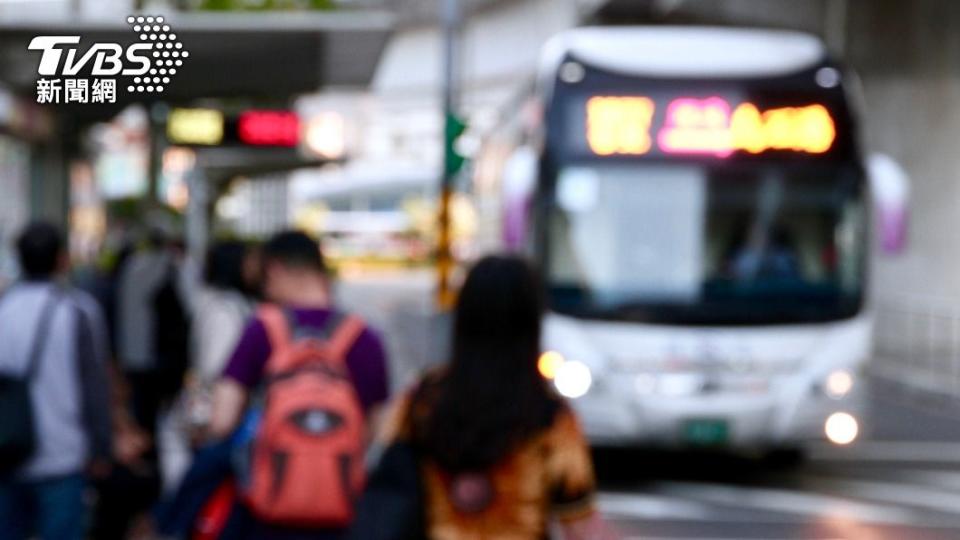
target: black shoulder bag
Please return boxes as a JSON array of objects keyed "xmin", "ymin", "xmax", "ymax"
[
  {"xmin": 345, "ymin": 387, "xmax": 428, "ymax": 540},
  {"xmin": 0, "ymin": 290, "xmax": 60, "ymax": 474}
]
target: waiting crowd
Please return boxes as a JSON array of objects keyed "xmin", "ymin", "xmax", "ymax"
[{"xmin": 0, "ymin": 221, "xmax": 615, "ymax": 540}]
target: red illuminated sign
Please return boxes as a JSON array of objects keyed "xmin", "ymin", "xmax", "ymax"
[
  {"xmin": 585, "ymin": 96, "xmax": 836, "ymax": 157},
  {"xmin": 237, "ymin": 110, "xmax": 300, "ymax": 147}
]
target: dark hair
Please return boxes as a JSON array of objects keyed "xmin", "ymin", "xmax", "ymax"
[
  {"xmin": 204, "ymin": 240, "xmax": 249, "ymax": 292},
  {"xmin": 417, "ymin": 255, "xmax": 559, "ymax": 472},
  {"xmin": 16, "ymin": 221, "xmax": 64, "ymax": 279},
  {"xmin": 147, "ymin": 227, "xmax": 168, "ymax": 248},
  {"xmin": 261, "ymin": 231, "xmax": 326, "ymax": 274}
]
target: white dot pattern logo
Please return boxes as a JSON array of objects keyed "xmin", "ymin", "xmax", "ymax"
[{"xmin": 125, "ymin": 14, "xmax": 188, "ymax": 94}]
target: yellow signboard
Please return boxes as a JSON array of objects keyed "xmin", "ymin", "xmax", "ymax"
[{"xmin": 167, "ymin": 108, "xmax": 224, "ymax": 146}]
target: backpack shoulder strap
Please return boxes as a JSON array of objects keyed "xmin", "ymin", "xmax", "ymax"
[
  {"xmin": 257, "ymin": 304, "xmax": 291, "ymax": 352},
  {"xmin": 325, "ymin": 314, "xmax": 366, "ymax": 362},
  {"xmin": 25, "ymin": 287, "xmax": 62, "ymax": 380}
]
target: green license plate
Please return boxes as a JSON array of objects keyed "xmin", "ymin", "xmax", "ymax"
[{"xmin": 683, "ymin": 419, "xmax": 729, "ymax": 446}]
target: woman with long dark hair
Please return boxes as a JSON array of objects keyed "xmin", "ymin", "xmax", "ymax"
[
  {"xmin": 160, "ymin": 241, "xmax": 258, "ymax": 486},
  {"xmin": 192, "ymin": 240, "xmax": 259, "ymax": 384},
  {"xmin": 380, "ymin": 255, "xmax": 614, "ymax": 539}
]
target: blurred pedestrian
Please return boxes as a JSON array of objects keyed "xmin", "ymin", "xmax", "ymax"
[
  {"xmin": 192, "ymin": 240, "xmax": 259, "ymax": 387},
  {"xmin": 107, "ymin": 228, "xmax": 190, "ymax": 538},
  {"xmin": 0, "ymin": 222, "xmax": 112, "ymax": 540},
  {"xmin": 160, "ymin": 241, "xmax": 258, "ymax": 493},
  {"xmin": 368, "ymin": 255, "xmax": 615, "ymax": 540},
  {"xmin": 116, "ymin": 227, "xmax": 191, "ymax": 434},
  {"xmin": 207, "ymin": 230, "xmax": 389, "ymax": 539},
  {"xmin": 61, "ymin": 226, "xmax": 155, "ymax": 540}
]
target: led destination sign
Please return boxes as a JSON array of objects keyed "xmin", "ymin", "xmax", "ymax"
[{"xmin": 582, "ymin": 95, "xmax": 837, "ymax": 159}]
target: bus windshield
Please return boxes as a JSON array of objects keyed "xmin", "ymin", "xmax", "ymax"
[{"xmin": 545, "ymin": 162, "xmax": 866, "ymax": 325}]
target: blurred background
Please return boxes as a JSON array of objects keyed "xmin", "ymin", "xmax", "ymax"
[{"xmin": 3, "ymin": 0, "xmax": 960, "ymax": 538}]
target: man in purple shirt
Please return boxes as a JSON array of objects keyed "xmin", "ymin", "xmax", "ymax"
[{"xmin": 208, "ymin": 230, "xmax": 389, "ymax": 538}]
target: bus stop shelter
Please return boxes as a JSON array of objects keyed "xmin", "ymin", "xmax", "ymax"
[
  {"xmin": 0, "ymin": 10, "xmax": 394, "ymax": 120},
  {"xmin": 0, "ymin": 10, "xmax": 394, "ymax": 257}
]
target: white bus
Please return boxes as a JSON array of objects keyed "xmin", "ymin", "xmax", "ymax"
[{"xmin": 479, "ymin": 27, "xmax": 909, "ymax": 453}]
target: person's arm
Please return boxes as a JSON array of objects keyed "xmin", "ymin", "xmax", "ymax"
[
  {"xmin": 346, "ymin": 326, "xmax": 391, "ymax": 445},
  {"xmin": 547, "ymin": 407, "xmax": 619, "ymax": 539},
  {"xmin": 100, "ymin": 353, "xmax": 152, "ymax": 467},
  {"xmin": 366, "ymin": 406, "xmax": 389, "ymax": 445},
  {"xmin": 75, "ymin": 300, "xmax": 113, "ymax": 474},
  {"xmin": 203, "ymin": 317, "xmax": 269, "ymax": 441},
  {"xmin": 208, "ymin": 378, "xmax": 248, "ymax": 440},
  {"xmin": 560, "ymin": 512, "xmax": 619, "ymax": 540}
]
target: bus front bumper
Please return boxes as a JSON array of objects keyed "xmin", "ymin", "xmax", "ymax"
[{"xmin": 570, "ymin": 375, "xmax": 867, "ymax": 449}]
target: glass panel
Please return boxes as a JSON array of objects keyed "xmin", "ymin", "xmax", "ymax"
[{"xmin": 545, "ymin": 162, "xmax": 865, "ymax": 325}]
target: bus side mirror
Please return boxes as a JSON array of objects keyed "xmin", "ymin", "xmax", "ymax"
[
  {"xmin": 867, "ymin": 153, "xmax": 910, "ymax": 255},
  {"xmin": 501, "ymin": 145, "xmax": 538, "ymax": 251}
]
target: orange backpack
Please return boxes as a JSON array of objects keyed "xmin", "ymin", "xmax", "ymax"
[{"xmin": 242, "ymin": 305, "xmax": 367, "ymax": 527}]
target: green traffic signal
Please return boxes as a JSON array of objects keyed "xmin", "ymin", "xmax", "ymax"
[{"xmin": 444, "ymin": 112, "xmax": 468, "ymax": 178}]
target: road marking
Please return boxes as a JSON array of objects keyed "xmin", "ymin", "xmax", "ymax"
[
  {"xmin": 810, "ymin": 441, "xmax": 960, "ymax": 463},
  {"xmin": 893, "ymin": 469, "xmax": 960, "ymax": 492},
  {"xmin": 807, "ymin": 476, "xmax": 960, "ymax": 515},
  {"xmin": 598, "ymin": 490, "xmax": 819, "ymax": 524},
  {"xmin": 598, "ymin": 490, "xmax": 835, "ymax": 524},
  {"xmin": 654, "ymin": 481, "xmax": 922, "ymax": 526},
  {"xmin": 623, "ymin": 537, "xmax": 846, "ymax": 540},
  {"xmin": 598, "ymin": 492, "xmax": 712, "ymax": 521},
  {"xmin": 805, "ymin": 466, "xmax": 960, "ymax": 495}
]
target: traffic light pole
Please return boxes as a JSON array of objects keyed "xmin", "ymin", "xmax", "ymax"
[{"xmin": 437, "ymin": 0, "xmax": 461, "ymax": 309}]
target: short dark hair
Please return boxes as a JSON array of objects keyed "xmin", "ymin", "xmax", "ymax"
[
  {"xmin": 262, "ymin": 230, "xmax": 326, "ymax": 275},
  {"xmin": 204, "ymin": 240, "xmax": 249, "ymax": 292},
  {"xmin": 16, "ymin": 221, "xmax": 64, "ymax": 279}
]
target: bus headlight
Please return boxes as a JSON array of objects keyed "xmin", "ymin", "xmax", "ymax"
[
  {"xmin": 538, "ymin": 351, "xmax": 566, "ymax": 380},
  {"xmin": 825, "ymin": 370, "xmax": 854, "ymax": 399},
  {"xmin": 825, "ymin": 412, "xmax": 859, "ymax": 445},
  {"xmin": 555, "ymin": 360, "xmax": 593, "ymax": 399}
]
